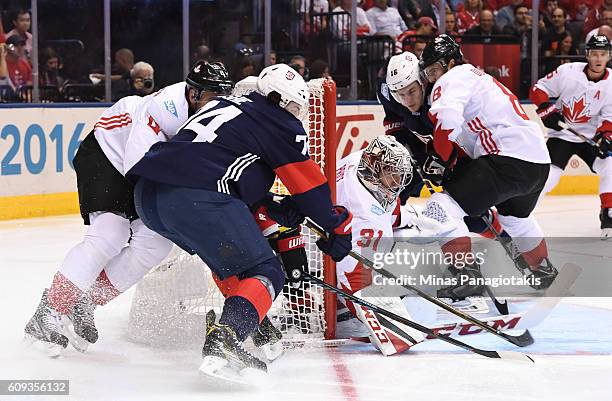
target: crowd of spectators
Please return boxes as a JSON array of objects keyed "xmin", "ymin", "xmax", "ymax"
[{"xmin": 2, "ymin": 1, "xmax": 612, "ymax": 103}]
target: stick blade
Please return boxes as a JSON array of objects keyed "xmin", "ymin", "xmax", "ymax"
[
  {"xmin": 476, "ymin": 349, "xmax": 535, "ymax": 363},
  {"xmin": 504, "ymin": 329, "xmax": 534, "ymax": 347}
]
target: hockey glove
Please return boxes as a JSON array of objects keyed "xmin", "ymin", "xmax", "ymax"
[
  {"xmin": 422, "ymin": 146, "xmax": 457, "ymax": 186},
  {"xmin": 594, "ymin": 131, "xmax": 612, "ymax": 159},
  {"xmin": 263, "ymin": 194, "xmax": 305, "ymax": 228},
  {"xmin": 536, "ymin": 102, "xmax": 564, "ymax": 131},
  {"xmin": 269, "ymin": 227, "xmax": 308, "ymax": 288},
  {"xmin": 316, "ymin": 206, "xmax": 353, "ymax": 262}
]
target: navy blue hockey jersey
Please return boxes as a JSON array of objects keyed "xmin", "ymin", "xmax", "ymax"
[
  {"xmin": 128, "ymin": 92, "xmax": 343, "ymax": 231},
  {"xmin": 376, "ymin": 78, "xmax": 433, "ymax": 166}
]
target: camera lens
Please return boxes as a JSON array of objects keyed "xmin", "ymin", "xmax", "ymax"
[{"xmin": 143, "ymin": 79, "xmax": 153, "ymax": 89}]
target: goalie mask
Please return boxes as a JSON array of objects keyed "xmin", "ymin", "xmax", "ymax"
[
  {"xmin": 358, "ymin": 136, "xmax": 414, "ymax": 210},
  {"xmin": 257, "ymin": 64, "xmax": 309, "ymax": 120}
]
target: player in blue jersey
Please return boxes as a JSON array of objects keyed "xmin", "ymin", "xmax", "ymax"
[
  {"xmin": 128, "ymin": 64, "xmax": 353, "ymax": 380},
  {"xmin": 378, "ymin": 51, "xmax": 433, "ymax": 200}
]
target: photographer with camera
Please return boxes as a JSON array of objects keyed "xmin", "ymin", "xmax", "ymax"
[{"xmin": 112, "ymin": 61, "xmax": 155, "ymax": 101}]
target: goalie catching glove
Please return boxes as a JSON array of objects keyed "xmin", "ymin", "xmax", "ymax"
[{"xmin": 269, "ymin": 227, "xmax": 308, "ymax": 288}]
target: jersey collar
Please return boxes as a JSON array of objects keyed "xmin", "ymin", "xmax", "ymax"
[{"xmin": 583, "ymin": 65, "xmax": 609, "ymax": 82}]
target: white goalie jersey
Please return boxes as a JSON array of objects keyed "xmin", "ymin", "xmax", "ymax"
[
  {"xmin": 530, "ymin": 62, "xmax": 612, "ymax": 142},
  {"xmin": 335, "ymin": 150, "xmax": 398, "ymax": 292},
  {"xmin": 93, "ymin": 82, "xmax": 190, "ymax": 175},
  {"xmin": 428, "ymin": 64, "xmax": 550, "ymax": 164}
]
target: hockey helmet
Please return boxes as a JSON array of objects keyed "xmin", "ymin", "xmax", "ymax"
[
  {"xmin": 257, "ymin": 63, "xmax": 309, "ymax": 119},
  {"xmin": 419, "ymin": 34, "xmax": 462, "ymax": 81},
  {"xmin": 185, "ymin": 60, "xmax": 234, "ymax": 97},
  {"xmin": 586, "ymin": 35, "xmax": 611, "ymax": 56},
  {"xmin": 386, "ymin": 51, "xmax": 424, "ymax": 106},
  {"xmin": 358, "ymin": 135, "xmax": 414, "ymax": 210}
]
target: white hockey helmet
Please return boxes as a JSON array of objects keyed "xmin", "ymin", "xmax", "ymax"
[
  {"xmin": 386, "ymin": 52, "xmax": 423, "ymax": 105},
  {"xmin": 357, "ymin": 135, "xmax": 414, "ymax": 210},
  {"xmin": 257, "ymin": 64, "xmax": 309, "ymax": 119}
]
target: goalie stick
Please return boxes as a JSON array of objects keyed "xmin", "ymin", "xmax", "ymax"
[
  {"xmin": 305, "ymin": 220, "xmax": 533, "ymax": 348},
  {"xmin": 414, "ymin": 165, "xmax": 510, "ymax": 315},
  {"xmin": 302, "ymin": 270, "xmax": 534, "ymax": 362}
]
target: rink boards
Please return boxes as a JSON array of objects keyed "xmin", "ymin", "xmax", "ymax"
[{"xmin": 0, "ymin": 102, "xmax": 598, "ymax": 220}]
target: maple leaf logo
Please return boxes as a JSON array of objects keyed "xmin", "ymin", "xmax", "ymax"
[
  {"xmin": 562, "ymin": 95, "xmax": 591, "ymax": 124},
  {"xmin": 428, "ymin": 112, "xmax": 454, "ymax": 138}
]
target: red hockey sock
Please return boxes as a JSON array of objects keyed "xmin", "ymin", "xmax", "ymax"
[
  {"xmin": 522, "ymin": 239, "xmax": 548, "ymax": 269},
  {"xmin": 441, "ymin": 236, "xmax": 472, "ymax": 266},
  {"xmin": 600, "ymin": 193, "xmax": 612, "ymax": 209},
  {"xmin": 47, "ymin": 272, "xmax": 83, "ymax": 315},
  {"xmin": 88, "ymin": 270, "xmax": 121, "ymax": 306}
]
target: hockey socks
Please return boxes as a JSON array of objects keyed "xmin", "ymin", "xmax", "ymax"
[
  {"xmin": 88, "ymin": 270, "xmax": 121, "ymax": 306},
  {"xmin": 47, "ymin": 272, "xmax": 83, "ymax": 315},
  {"xmin": 218, "ymin": 277, "xmax": 273, "ymax": 341}
]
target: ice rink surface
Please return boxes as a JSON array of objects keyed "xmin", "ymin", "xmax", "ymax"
[{"xmin": 1, "ymin": 195, "xmax": 611, "ymax": 401}]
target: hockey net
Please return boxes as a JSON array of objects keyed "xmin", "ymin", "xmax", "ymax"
[{"xmin": 126, "ymin": 78, "xmax": 338, "ymax": 348}]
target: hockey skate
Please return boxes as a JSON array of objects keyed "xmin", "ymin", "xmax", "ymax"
[
  {"xmin": 600, "ymin": 208, "xmax": 612, "ymax": 240},
  {"xmin": 24, "ymin": 289, "xmax": 69, "ymax": 357},
  {"xmin": 437, "ymin": 263, "xmax": 485, "ymax": 301},
  {"xmin": 526, "ymin": 258, "xmax": 558, "ymax": 290},
  {"xmin": 199, "ymin": 310, "xmax": 267, "ymax": 383},
  {"xmin": 63, "ymin": 295, "xmax": 98, "ymax": 352},
  {"xmin": 251, "ymin": 316, "xmax": 283, "ymax": 361}
]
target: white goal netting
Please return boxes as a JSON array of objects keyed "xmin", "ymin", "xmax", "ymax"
[{"xmin": 126, "ymin": 78, "xmax": 337, "ymax": 348}]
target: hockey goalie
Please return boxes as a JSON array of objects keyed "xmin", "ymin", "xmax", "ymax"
[{"xmin": 333, "ymin": 135, "xmax": 450, "ymax": 356}]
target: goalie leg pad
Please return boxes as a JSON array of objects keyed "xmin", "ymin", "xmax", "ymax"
[
  {"xmin": 424, "ymin": 192, "xmax": 470, "ymax": 242},
  {"xmin": 351, "ymin": 294, "xmax": 425, "ymax": 356}
]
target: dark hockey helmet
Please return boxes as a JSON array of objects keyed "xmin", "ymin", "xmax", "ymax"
[
  {"xmin": 185, "ymin": 60, "xmax": 234, "ymax": 96},
  {"xmin": 418, "ymin": 34, "xmax": 462, "ymax": 72},
  {"xmin": 586, "ymin": 35, "xmax": 612, "ymax": 54}
]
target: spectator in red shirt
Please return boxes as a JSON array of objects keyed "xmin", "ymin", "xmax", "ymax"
[
  {"xmin": 582, "ymin": 0, "xmax": 612, "ymax": 36},
  {"xmin": 6, "ymin": 9, "xmax": 32, "ymax": 61},
  {"xmin": 456, "ymin": 0, "xmax": 483, "ymax": 33},
  {"xmin": 5, "ymin": 35, "xmax": 32, "ymax": 88}
]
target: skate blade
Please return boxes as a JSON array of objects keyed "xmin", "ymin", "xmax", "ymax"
[
  {"xmin": 61, "ymin": 319, "xmax": 90, "ymax": 353},
  {"xmin": 198, "ymin": 356, "xmax": 267, "ymax": 385},
  {"xmin": 23, "ymin": 334, "xmax": 64, "ymax": 358}
]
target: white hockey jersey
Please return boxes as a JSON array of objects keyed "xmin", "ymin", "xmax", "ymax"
[
  {"xmin": 428, "ymin": 64, "xmax": 550, "ymax": 164},
  {"xmin": 335, "ymin": 150, "xmax": 399, "ymax": 292},
  {"xmin": 530, "ymin": 62, "xmax": 612, "ymax": 142},
  {"xmin": 93, "ymin": 82, "xmax": 189, "ymax": 175}
]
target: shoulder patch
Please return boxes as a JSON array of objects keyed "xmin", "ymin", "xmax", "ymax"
[
  {"xmin": 163, "ymin": 100, "xmax": 178, "ymax": 118},
  {"xmin": 380, "ymin": 83, "xmax": 390, "ymax": 101},
  {"xmin": 370, "ymin": 204, "xmax": 385, "ymax": 215}
]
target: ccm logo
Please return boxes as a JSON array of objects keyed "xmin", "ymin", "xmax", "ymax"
[{"xmin": 361, "ymin": 307, "xmax": 389, "ymax": 343}]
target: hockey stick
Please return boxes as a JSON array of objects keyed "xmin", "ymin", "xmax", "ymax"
[
  {"xmin": 305, "ymin": 220, "xmax": 533, "ymax": 348},
  {"xmin": 414, "ymin": 165, "xmax": 510, "ymax": 315},
  {"xmin": 559, "ymin": 122, "xmax": 612, "ymax": 157},
  {"xmin": 301, "ymin": 271, "xmax": 534, "ymax": 362}
]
